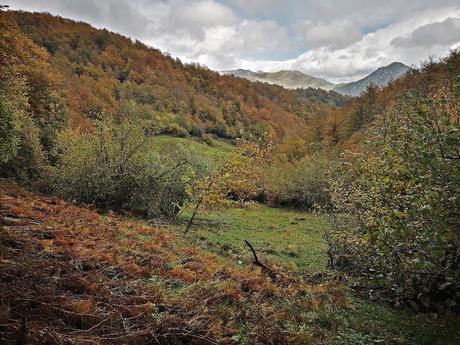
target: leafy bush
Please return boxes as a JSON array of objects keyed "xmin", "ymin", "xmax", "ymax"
[
  {"xmin": 183, "ymin": 139, "xmax": 270, "ymax": 232},
  {"xmin": 264, "ymin": 156, "xmax": 332, "ymax": 209},
  {"xmin": 201, "ymin": 134, "xmax": 214, "ymax": 146},
  {"xmin": 7, "ymin": 113, "xmax": 45, "ymax": 182},
  {"xmin": 164, "ymin": 123, "xmax": 189, "ymax": 138},
  {"xmin": 189, "ymin": 124, "xmax": 204, "ymax": 137},
  {"xmin": 329, "ymin": 82, "xmax": 460, "ymax": 311},
  {"xmin": 0, "ymin": 75, "xmax": 45, "ymax": 182},
  {"xmin": 0, "ymin": 92, "xmax": 22, "ymax": 164},
  {"xmin": 48, "ymin": 119, "xmax": 211, "ymax": 219}
]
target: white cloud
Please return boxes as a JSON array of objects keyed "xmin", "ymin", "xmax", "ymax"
[
  {"xmin": 8, "ymin": 0, "xmax": 460, "ymax": 81},
  {"xmin": 296, "ymin": 18, "xmax": 363, "ymax": 49},
  {"xmin": 142, "ymin": 7, "xmax": 292, "ymax": 67},
  {"xmin": 235, "ymin": 6, "xmax": 460, "ymax": 83},
  {"xmin": 179, "ymin": 1, "xmax": 238, "ymax": 27}
]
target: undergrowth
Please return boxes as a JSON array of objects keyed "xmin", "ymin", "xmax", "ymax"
[
  {"xmin": 1, "ymin": 181, "xmax": 459, "ymax": 344},
  {"xmin": 0, "ymin": 181, "xmax": 345, "ymax": 344}
]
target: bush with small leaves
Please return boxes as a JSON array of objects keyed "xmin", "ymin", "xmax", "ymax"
[
  {"xmin": 48, "ymin": 119, "xmax": 212, "ymax": 219},
  {"xmin": 329, "ymin": 81, "xmax": 460, "ymax": 311}
]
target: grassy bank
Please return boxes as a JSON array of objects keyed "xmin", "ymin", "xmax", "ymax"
[{"xmin": 150, "ymin": 135, "xmax": 234, "ymax": 157}]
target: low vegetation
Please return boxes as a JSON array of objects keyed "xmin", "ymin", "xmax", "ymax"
[
  {"xmin": 172, "ymin": 204, "xmax": 329, "ymax": 273},
  {"xmin": 48, "ymin": 119, "xmax": 215, "ymax": 219},
  {"xmin": 0, "ymin": 181, "xmax": 348, "ymax": 344},
  {"xmin": 2, "ymin": 182, "xmax": 459, "ymax": 344},
  {"xmin": 328, "ymin": 71, "xmax": 460, "ymax": 312}
]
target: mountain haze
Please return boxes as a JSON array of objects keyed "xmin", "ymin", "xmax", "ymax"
[
  {"xmin": 221, "ymin": 69, "xmax": 335, "ymax": 90},
  {"xmin": 222, "ymin": 62, "xmax": 412, "ymax": 97}
]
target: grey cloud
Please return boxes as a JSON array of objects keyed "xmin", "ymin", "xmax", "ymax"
[
  {"xmin": 392, "ymin": 17, "xmax": 460, "ymax": 48},
  {"xmin": 11, "ymin": 0, "xmax": 150, "ymax": 38},
  {"xmin": 296, "ymin": 18, "xmax": 363, "ymax": 49},
  {"xmin": 151, "ymin": 1, "xmax": 238, "ymax": 41},
  {"xmin": 232, "ymin": 0, "xmax": 284, "ymax": 15},
  {"xmin": 233, "ymin": 19, "xmax": 293, "ymax": 54},
  {"xmin": 231, "ymin": 0, "xmax": 460, "ymax": 25},
  {"xmin": 169, "ymin": 1, "xmax": 238, "ymax": 33}
]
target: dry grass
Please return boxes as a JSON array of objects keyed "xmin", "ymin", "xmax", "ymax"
[{"xmin": 0, "ymin": 181, "xmax": 346, "ymax": 344}]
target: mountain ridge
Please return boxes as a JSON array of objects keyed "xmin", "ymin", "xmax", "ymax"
[
  {"xmin": 221, "ymin": 62, "xmax": 413, "ymax": 97},
  {"xmin": 3, "ymin": 10, "xmax": 321, "ymax": 140},
  {"xmin": 220, "ymin": 69, "xmax": 335, "ymax": 90},
  {"xmin": 334, "ymin": 62, "xmax": 413, "ymax": 96}
]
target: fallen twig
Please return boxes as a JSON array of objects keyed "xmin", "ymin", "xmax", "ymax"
[{"xmin": 244, "ymin": 240, "xmax": 277, "ymax": 280}]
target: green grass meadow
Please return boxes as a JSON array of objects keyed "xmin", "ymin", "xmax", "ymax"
[
  {"xmin": 150, "ymin": 135, "xmax": 234, "ymax": 157},
  {"xmin": 179, "ymin": 204, "xmax": 329, "ymax": 273},
  {"xmin": 166, "ymin": 203, "xmax": 459, "ymax": 345},
  {"xmin": 149, "ymin": 136, "xmax": 459, "ymax": 345}
]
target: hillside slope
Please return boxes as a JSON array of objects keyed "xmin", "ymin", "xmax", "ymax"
[
  {"xmin": 0, "ymin": 180, "xmax": 346, "ymax": 344},
  {"xmin": 2, "ymin": 180, "xmax": 459, "ymax": 344},
  {"xmin": 3, "ymin": 10, "xmax": 326, "ymax": 139}
]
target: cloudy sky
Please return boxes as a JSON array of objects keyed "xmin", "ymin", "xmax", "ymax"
[{"xmin": 8, "ymin": 0, "xmax": 460, "ymax": 82}]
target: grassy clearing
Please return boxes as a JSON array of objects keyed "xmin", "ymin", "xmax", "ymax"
[
  {"xmin": 144, "ymin": 134, "xmax": 460, "ymax": 344},
  {"xmin": 173, "ymin": 204, "xmax": 329, "ymax": 273},
  {"xmin": 330, "ymin": 295, "xmax": 460, "ymax": 345},
  {"xmin": 2, "ymin": 180, "xmax": 458, "ymax": 344},
  {"xmin": 149, "ymin": 135, "xmax": 234, "ymax": 158},
  {"xmin": 2, "ymin": 181, "xmax": 342, "ymax": 344},
  {"xmin": 168, "ymin": 204, "xmax": 460, "ymax": 345}
]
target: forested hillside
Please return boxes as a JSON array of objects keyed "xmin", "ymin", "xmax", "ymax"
[{"xmin": 2, "ymin": 10, "xmax": 340, "ymax": 141}]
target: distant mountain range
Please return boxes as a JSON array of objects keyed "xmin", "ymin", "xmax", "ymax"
[
  {"xmin": 220, "ymin": 69, "xmax": 335, "ymax": 90},
  {"xmin": 221, "ymin": 62, "xmax": 412, "ymax": 97}
]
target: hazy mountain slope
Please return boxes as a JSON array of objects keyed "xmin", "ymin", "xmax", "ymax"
[
  {"xmin": 304, "ymin": 52, "xmax": 460, "ymax": 150},
  {"xmin": 221, "ymin": 69, "xmax": 335, "ymax": 90},
  {"xmin": 222, "ymin": 64, "xmax": 411, "ymax": 97},
  {"xmin": 334, "ymin": 62, "xmax": 412, "ymax": 96}
]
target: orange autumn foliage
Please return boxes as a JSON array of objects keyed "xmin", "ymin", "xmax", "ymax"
[{"xmin": 0, "ymin": 180, "xmax": 347, "ymax": 344}]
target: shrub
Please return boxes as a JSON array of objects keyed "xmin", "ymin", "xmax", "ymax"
[
  {"xmin": 8, "ymin": 113, "xmax": 45, "ymax": 182},
  {"xmin": 189, "ymin": 124, "xmax": 204, "ymax": 137},
  {"xmin": 264, "ymin": 156, "xmax": 331, "ymax": 209},
  {"xmin": 202, "ymin": 134, "xmax": 214, "ymax": 146},
  {"xmin": 165, "ymin": 123, "xmax": 189, "ymax": 138},
  {"xmin": 184, "ymin": 139, "xmax": 270, "ymax": 232},
  {"xmin": 208, "ymin": 122, "xmax": 229, "ymax": 138},
  {"xmin": 48, "ymin": 119, "xmax": 211, "ymax": 219},
  {"xmin": 329, "ymin": 83, "xmax": 460, "ymax": 311},
  {"xmin": 0, "ymin": 77, "xmax": 45, "ymax": 182},
  {"xmin": 0, "ymin": 93, "xmax": 22, "ymax": 164}
]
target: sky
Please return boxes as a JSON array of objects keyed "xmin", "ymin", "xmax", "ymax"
[{"xmin": 8, "ymin": 0, "xmax": 460, "ymax": 83}]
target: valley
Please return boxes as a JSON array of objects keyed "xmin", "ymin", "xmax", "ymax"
[{"xmin": 1, "ymin": 7, "xmax": 459, "ymax": 345}]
